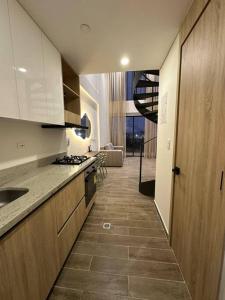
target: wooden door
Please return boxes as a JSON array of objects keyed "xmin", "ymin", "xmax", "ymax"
[{"xmin": 171, "ymin": 0, "xmax": 225, "ymax": 299}]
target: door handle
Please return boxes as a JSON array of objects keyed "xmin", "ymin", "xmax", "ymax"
[{"xmin": 172, "ymin": 166, "xmax": 180, "ymax": 175}]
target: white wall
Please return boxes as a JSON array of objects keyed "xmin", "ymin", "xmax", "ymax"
[
  {"xmin": 155, "ymin": 35, "xmax": 180, "ymax": 233},
  {"xmin": 0, "ymin": 118, "xmax": 67, "ymax": 170},
  {"xmin": 80, "ymin": 73, "xmax": 110, "ymax": 147},
  {"xmin": 66, "ymin": 86, "xmax": 100, "ymax": 155}
]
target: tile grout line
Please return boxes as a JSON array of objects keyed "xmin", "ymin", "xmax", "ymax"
[
  {"xmin": 89, "ymin": 254, "xmax": 179, "ymax": 266},
  {"xmin": 62, "ymin": 267, "xmax": 184, "ymax": 283},
  {"xmin": 80, "ymin": 231, "xmax": 168, "ymax": 240},
  {"xmin": 74, "ymin": 240, "xmax": 172, "ymax": 251},
  {"xmin": 82, "ymin": 229, "xmax": 166, "ymax": 239},
  {"xmin": 88, "ymin": 255, "xmax": 93, "ymax": 271}
]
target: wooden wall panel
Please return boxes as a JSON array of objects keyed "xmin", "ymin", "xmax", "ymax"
[{"xmin": 180, "ymin": 0, "xmax": 210, "ymax": 44}]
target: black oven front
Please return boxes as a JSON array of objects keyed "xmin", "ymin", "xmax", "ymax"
[{"xmin": 84, "ymin": 163, "xmax": 97, "ymax": 207}]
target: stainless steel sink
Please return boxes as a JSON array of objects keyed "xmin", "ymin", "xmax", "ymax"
[{"xmin": 0, "ymin": 188, "xmax": 29, "ymax": 208}]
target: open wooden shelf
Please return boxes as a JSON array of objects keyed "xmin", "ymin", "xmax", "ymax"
[
  {"xmin": 62, "ymin": 57, "xmax": 81, "ymax": 126},
  {"xmin": 64, "ymin": 110, "xmax": 80, "ymax": 125},
  {"xmin": 63, "ymin": 83, "xmax": 79, "ymax": 99}
]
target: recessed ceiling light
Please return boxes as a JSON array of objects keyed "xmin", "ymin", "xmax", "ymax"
[
  {"xmin": 80, "ymin": 24, "xmax": 91, "ymax": 33},
  {"xmin": 18, "ymin": 67, "xmax": 27, "ymax": 73},
  {"xmin": 120, "ymin": 56, "xmax": 130, "ymax": 66}
]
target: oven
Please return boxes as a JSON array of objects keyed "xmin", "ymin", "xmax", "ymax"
[{"xmin": 84, "ymin": 163, "xmax": 97, "ymax": 207}]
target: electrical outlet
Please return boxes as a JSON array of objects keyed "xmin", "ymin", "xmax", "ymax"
[{"xmin": 17, "ymin": 142, "xmax": 25, "ymax": 150}]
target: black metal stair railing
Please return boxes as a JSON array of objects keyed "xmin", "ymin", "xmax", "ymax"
[
  {"xmin": 139, "ymin": 136, "xmax": 157, "ymax": 197},
  {"xmin": 133, "ymin": 70, "xmax": 159, "ymax": 124}
]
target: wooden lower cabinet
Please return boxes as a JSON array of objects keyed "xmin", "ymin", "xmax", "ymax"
[
  {"xmin": 57, "ymin": 194, "xmax": 96, "ymax": 267},
  {"xmin": 55, "ymin": 172, "xmax": 85, "ymax": 232},
  {"xmin": 57, "ymin": 197, "xmax": 86, "ymax": 265},
  {"xmin": 0, "ymin": 197, "xmax": 59, "ymax": 300},
  {"xmin": 0, "ymin": 172, "xmax": 95, "ymax": 300}
]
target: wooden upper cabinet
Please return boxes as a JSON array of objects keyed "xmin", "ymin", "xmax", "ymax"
[
  {"xmin": 0, "ymin": 0, "xmax": 19, "ymax": 119},
  {"xmin": 0, "ymin": 197, "xmax": 59, "ymax": 300},
  {"xmin": 8, "ymin": 0, "xmax": 47, "ymax": 123},
  {"xmin": 42, "ymin": 33, "xmax": 64, "ymax": 125}
]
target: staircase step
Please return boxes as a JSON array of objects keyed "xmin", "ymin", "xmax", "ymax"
[
  {"xmin": 135, "ymin": 101, "xmax": 158, "ymax": 109},
  {"xmin": 142, "ymin": 110, "xmax": 158, "ymax": 116},
  {"xmin": 139, "ymin": 180, "xmax": 155, "ymax": 197},
  {"xmin": 134, "ymin": 92, "xmax": 158, "ymax": 100},
  {"xmin": 136, "ymin": 80, "xmax": 159, "ymax": 88},
  {"xmin": 144, "ymin": 70, "xmax": 160, "ymax": 76}
]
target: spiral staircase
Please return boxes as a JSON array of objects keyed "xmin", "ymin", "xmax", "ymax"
[{"xmin": 132, "ymin": 70, "xmax": 159, "ymax": 197}]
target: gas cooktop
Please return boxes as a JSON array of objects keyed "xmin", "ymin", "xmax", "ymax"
[{"xmin": 53, "ymin": 155, "xmax": 90, "ymax": 165}]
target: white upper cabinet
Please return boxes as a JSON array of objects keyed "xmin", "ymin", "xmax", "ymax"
[
  {"xmin": 8, "ymin": 0, "xmax": 47, "ymax": 123},
  {"xmin": 0, "ymin": 0, "xmax": 19, "ymax": 119},
  {"xmin": 42, "ymin": 34, "xmax": 64, "ymax": 125}
]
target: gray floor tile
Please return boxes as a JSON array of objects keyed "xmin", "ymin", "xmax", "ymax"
[
  {"xmin": 49, "ymin": 286, "xmax": 82, "ymax": 300},
  {"xmin": 128, "ymin": 227, "xmax": 166, "ymax": 238},
  {"xmin": 82, "ymin": 223, "xmax": 129, "ymax": 235},
  {"xmin": 90, "ymin": 256, "xmax": 183, "ymax": 281},
  {"xmin": 129, "ymin": 276, "xmax": 190, "ymax": 300},
  {"xmin": 129, "ymin": 247, "xmax": 177, "ymax": 263},
  {"xmin": 78, "ymin": 232, "xmax": 170, "ymax": 249},
  {"xmin": 65, "ymin": 254, "xmax": 92, "ymax": 270},
  {"xmin": 56, "ymin": 269, "xmax": 128, "ymax": 296},
  {"xmin": 72, "ymin": 241, "xmax": 128, "ymax": 259}
]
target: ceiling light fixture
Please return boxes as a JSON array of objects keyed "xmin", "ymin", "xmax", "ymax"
[
  {"xmin": 120, "ymin": 56, "xmax": 130, "ymax": 66},
  {"xmin": 80, "ymin": 24, "xmax": 91, "ymax": 33}
]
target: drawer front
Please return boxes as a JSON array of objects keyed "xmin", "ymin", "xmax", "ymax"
[
  {"xmin": 57, "ymin": 197, "xmax": 86, "ymax": 266},
  {"xmin": 55, "ymin": 172, "xmax": 85, "ymax": 232}
]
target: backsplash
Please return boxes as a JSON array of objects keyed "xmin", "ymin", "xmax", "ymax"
[
  {"xmin": 0, "ymin": 118, "xmax": 67, "ymax": 171},
  {"xmin": 0, "ymin": 152, "xmax": 66, "ymax": 186}
]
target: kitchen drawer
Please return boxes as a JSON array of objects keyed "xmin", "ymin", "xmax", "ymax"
[
  {"xmin": 57, "ymin": 197, "xmax": 86, "ymax": 266},
  {"xmin": 55, "ymin": 172, "xmax": 85, "ymax": 232}
]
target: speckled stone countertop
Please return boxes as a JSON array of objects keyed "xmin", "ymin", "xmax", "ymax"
[{"xmin": 0, "ymin": 157, "xmax": 96, "ymax": 238}]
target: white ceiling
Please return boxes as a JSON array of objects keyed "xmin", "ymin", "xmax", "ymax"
[{"xmin": 18, "ymin": 0, "xmax": 192, "ymax": 74}]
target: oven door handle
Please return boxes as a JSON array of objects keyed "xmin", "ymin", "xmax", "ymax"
[{"xmin": 85, "ymin": 170, "xmax": 96, "ymax": 182}]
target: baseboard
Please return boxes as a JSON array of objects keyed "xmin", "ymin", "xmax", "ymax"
[{"xmin": 154, "ymin": 199, "xmax": 169, "ymax": 236}]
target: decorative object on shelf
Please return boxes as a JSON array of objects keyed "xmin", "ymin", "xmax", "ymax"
[{"xmin": 75, "ymin": 113, "xmax": 91, "ymax": 139}]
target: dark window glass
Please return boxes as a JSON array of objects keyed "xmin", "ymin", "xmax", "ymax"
[{"xmin": 126, "ymin": 116, "xmax": 145, "ymax": 157}]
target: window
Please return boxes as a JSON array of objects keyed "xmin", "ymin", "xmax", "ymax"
[{"xmin": 126, "ymin": 116, "xmax": 145, "ymax": 157}]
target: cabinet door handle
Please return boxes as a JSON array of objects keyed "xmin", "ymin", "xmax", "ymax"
[{"xmin": 220, "ymin": 171, "xmax": 224, "ymax": 191}]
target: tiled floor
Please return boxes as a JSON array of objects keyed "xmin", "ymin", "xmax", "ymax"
[{"xmin": 49, "ymin": 158, "xmax": 191, "ymax": 300}]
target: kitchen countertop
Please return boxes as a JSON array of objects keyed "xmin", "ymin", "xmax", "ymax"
[
  {"xmin": 0, "ymin": 157, "xmax": 96, "ymax": 238},
  {"xmin": 85, "ymin": 151, "xmax": 101, "ymax": 158}
]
